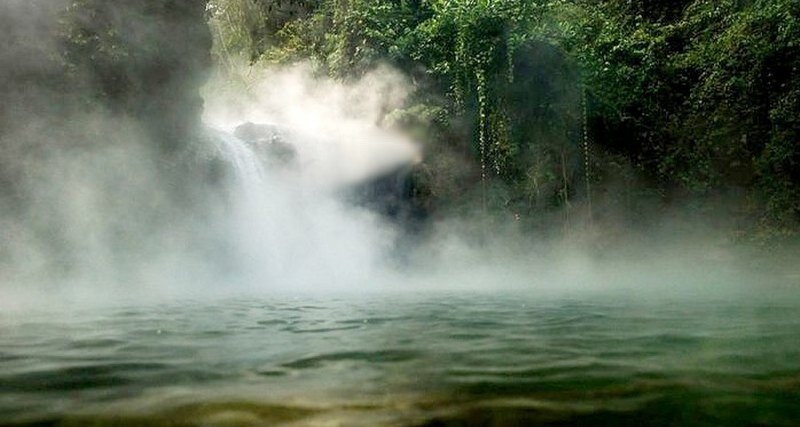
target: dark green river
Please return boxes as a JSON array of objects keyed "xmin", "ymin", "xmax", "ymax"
[{"xmin": 2, "ymin": 292, "xmax": 799, "ymax": 426}]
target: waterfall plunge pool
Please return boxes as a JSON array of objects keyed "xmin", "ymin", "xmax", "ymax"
[{"xmin": 2, "ymin": 292, "xmax": 799, "ymax": 426}]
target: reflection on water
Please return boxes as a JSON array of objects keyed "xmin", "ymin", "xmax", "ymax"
[{"xmin": 1, "ymin": 293, "xmax": 800, "ymax": 426}]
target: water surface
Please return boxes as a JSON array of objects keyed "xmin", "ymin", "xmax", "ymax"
[{"xmin": 2, "ymin": 292, "xmax": 799, "ymax": 426}]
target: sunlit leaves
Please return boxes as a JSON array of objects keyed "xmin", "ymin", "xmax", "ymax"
[{"xmin": 209, "ymin": 0, "xmax": 800, "ymax": 229}]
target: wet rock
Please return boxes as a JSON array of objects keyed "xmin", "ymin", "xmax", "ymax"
[{"xmin": 233, "ymin": 122, "xmax": 297, "ymax": 165}]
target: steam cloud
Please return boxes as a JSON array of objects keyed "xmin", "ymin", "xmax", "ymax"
[{"xmin": 1, "ymin": 2, "xmax": 794, "ymax": 312}]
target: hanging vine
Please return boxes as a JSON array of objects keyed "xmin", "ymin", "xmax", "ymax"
[{"xmin": 582, "ymin": 85, "xmax": 592, "ymax": 223}]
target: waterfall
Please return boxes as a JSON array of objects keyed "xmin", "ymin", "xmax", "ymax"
[
  {"xmin": 207, "ymin": 128, "xmax": 277, "ymax": 285},
  {"xmin": 204, "ymin": 126, "xmax": 398, "ymax": 290},
  {"xmin": 209, "ymin": 128, "xmax": 266, "ymax": 195}
]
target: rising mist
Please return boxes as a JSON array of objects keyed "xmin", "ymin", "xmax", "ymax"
[{"xmin": 1, "ymin": 1, "xmax": 797, "ymax": 312}]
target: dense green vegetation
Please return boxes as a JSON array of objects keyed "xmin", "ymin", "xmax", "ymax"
[
  {"xmin": 2, "ymin": 0, "xmax": 797, "ymax": 247},
  {"xmin": 208, "ymin": 0, "xmax": 800, "ymax": 241}
]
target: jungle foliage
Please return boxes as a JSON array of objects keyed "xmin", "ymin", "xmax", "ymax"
[{"xmin": 209, "ymin": 0, "xmax": 800, "ymax": 239}]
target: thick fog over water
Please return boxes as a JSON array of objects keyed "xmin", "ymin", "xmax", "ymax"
[
  {"xmin": 1, "ymin": 1, "xmax": 797, "ymax": 312},
  {"xmin": 3, "ymin": 3, "xmax": 800, "ymax": 426}
]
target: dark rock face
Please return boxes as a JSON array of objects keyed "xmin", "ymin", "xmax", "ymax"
[
  {"xmin": 0, "ymin": 1, "xmax": 225, "ymax": 280},
  {"xmin": 1, "ymin": 0, "xmax": 213, "ymax": 154},
  {"xmin": 61, "ymin": 0, "xmax": 213, "ymax": 153},
  {"xmin": 0, "ymin": 1, "xmax": 67, "ymax": 136},
  {"xmin": 56, "ymin": 1, "xmax": 224, "ymax": 221},
  {"xmin": 348, "ymin": 164, "xmax": 429, "ymax": 227}
]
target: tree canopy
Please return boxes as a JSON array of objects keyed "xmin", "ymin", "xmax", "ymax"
[{"xmin": 205, "ymin": 0, "xmax": 799, "ymax": 240}]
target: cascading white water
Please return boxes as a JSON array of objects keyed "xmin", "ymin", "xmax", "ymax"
[
  {"xmin": 195, "ymin": 64, "xmax": 428, "ymax": 291},
  {"xmin": 208, "ymin": 127, "xmax": 401, "ymax": 291},
  {"xmin": 211, "ymin": 129, "xmax": 267, "ymax": 191}
]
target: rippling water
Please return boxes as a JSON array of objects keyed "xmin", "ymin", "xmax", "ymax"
[{"xmin": 2, "ymin": 292, "xmax": 800, "ymax": 426}]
